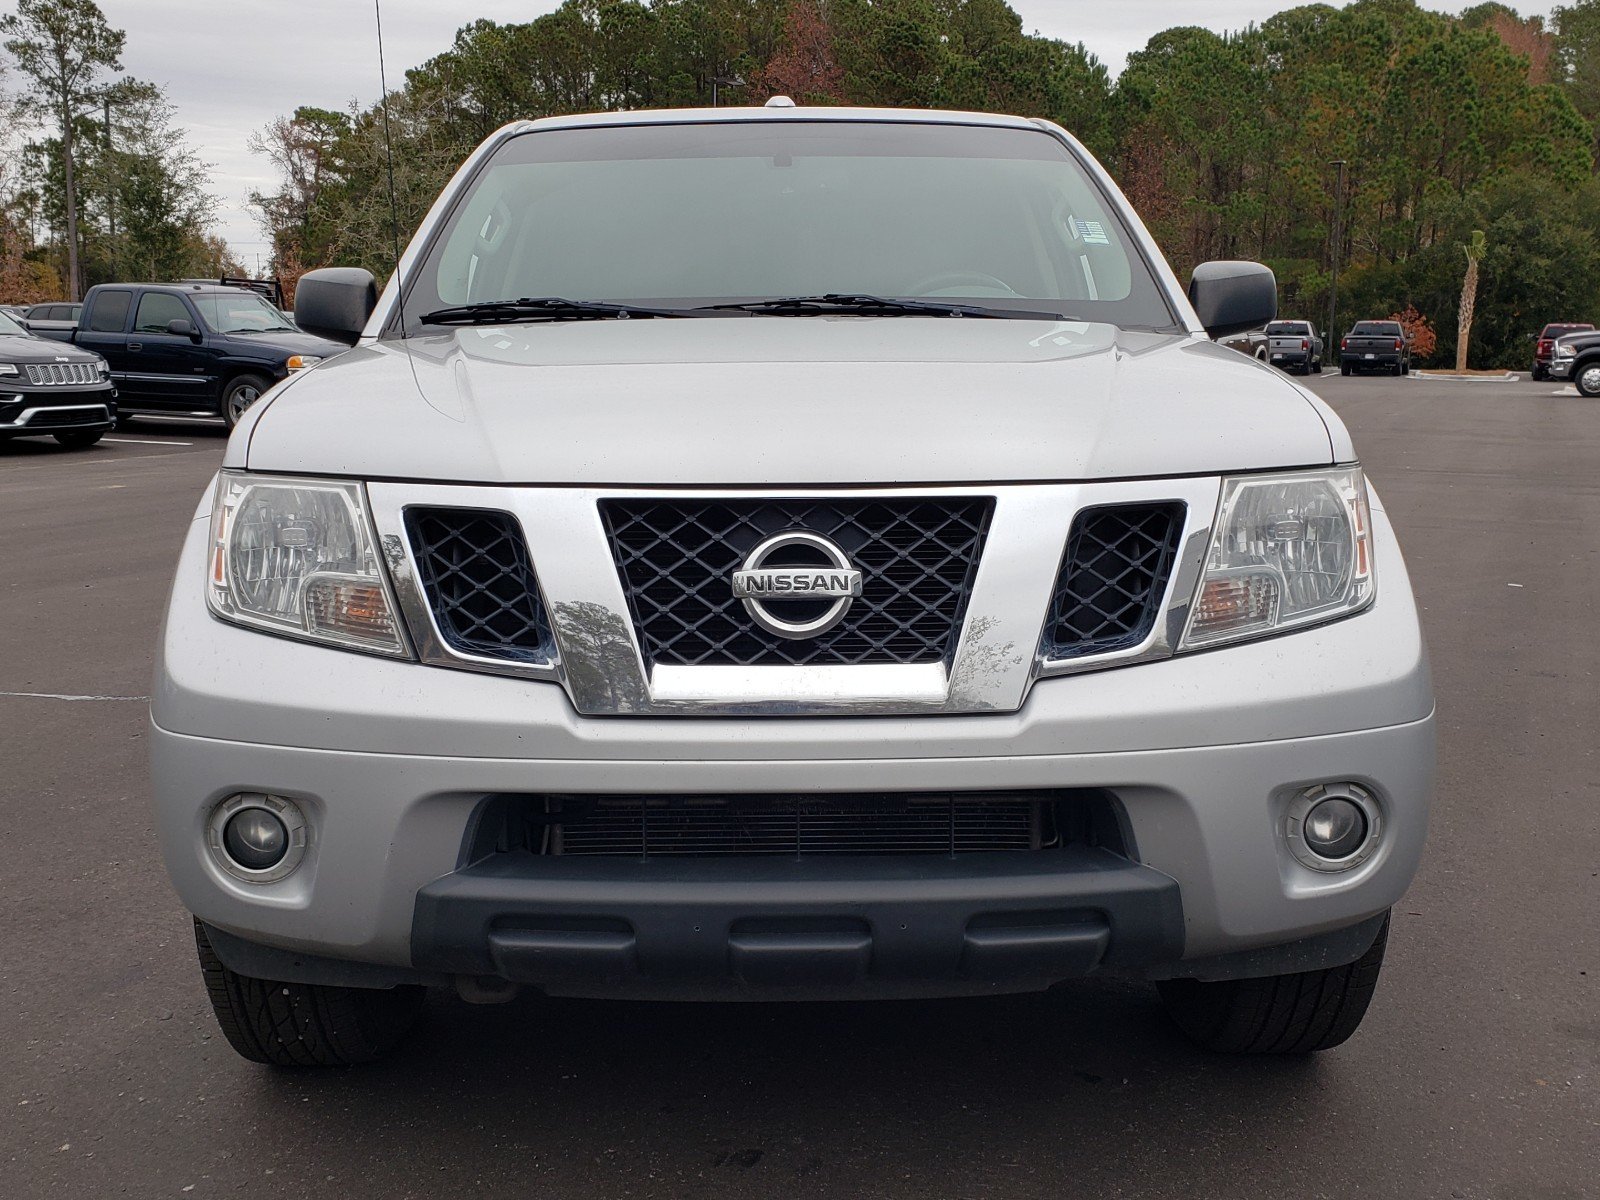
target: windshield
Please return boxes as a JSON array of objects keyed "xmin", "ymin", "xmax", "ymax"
[
  {"xmin": 192, "ymin": 291, "xmax": 295, "ymax": 334},
  {"xmin": 0, "ymin": 311, "xmax": 28, "ymax": 337},
  {"xmin": 403, "ymin": 120, "xmax": 1176, "ymax": 332}
]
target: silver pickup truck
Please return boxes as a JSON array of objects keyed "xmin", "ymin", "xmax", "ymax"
[
  {"xmin": 1265, "ymin": 319, "xmax": 1324, "ymax": 374},
  {"xmin": 148, "ymin": 103, "xmax": 1434, "ymax": 1067}
]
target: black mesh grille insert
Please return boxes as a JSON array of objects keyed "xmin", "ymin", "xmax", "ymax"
[
  {"xmin": 1043, "ymin": 503, "xmax": 1185, "ymax": 660},
  {"xmin": 405, "ymin": 507, "xmax": 554, "ymax": 663},
  {"xmin": 600, "ymin": 497, "xmax": 993, "ymax": 667},
  {"xmin": 548, "ymin": 794, "xmax": 1046, "ymax": 857}
]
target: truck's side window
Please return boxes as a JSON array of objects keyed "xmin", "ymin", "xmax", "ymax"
[
  {"xmin": 85, "ymin": 290, "xmax": 133, "ymax": 333},
  {"xmin": 134, "ymin": 292, "xmax": 191, "ymax": 334}
]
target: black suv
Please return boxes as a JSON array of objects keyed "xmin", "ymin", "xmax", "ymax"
[
  {"xmin": 67, "ymin": 283, "xmax": 348, "ymax": 427},
  {"xmin": 0, "ymin": 308, "xmax": 117, "ymax": 448}
]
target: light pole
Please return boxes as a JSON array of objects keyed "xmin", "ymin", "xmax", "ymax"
[
  {"xmin": 1328, "ymin": 159, "xmax": 1347, "ymax": 356},
  {"xmin": 103, "ymin": 95, "xmax": 116, "ymax": 280},
  {"xmin": 711, "ymin": 75, "xmax": 743, "ymax": 107}
]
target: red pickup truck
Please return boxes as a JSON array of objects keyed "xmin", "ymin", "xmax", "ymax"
[{"xmin": 1532, "ymin": 323, "xmax": 1594, "ymax": 381}]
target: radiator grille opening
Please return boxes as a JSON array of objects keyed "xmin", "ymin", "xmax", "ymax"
[
  {"xmin": 468, "ymin": 791, "xmax": 1129, "ymax": 862},
  {"xmin": 1043, "ymin": 502, "xmax": 1185, "ymax": 660},
  {"xmin": 600, "ymin": 497, "xmax": 993, "ymax": 668},
  {"xmin": 404, "ymin": 507, "xmax": 555, "ymax": 663}
]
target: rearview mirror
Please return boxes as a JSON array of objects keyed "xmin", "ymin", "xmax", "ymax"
[
  {"xmin": 295, "ymin": 267, "xmax": 378, "ymax": 346},
  {"xmin": 1189, "ymin": 261, "xmax": 1277, "ymax": 340}
]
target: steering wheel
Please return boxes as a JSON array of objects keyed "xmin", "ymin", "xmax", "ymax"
[{"xmin": 905, "ymin": 270, "xmax": 1022, "ymax": 297}]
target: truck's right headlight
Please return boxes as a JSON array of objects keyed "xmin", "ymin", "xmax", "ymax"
[
  {"xmin": 205, "ymin": 471, "xmax": 410, "ymax": 657},
  {"xmin": 1179, "ymin": 467, "xmax": 1374, "ymax": 650}
]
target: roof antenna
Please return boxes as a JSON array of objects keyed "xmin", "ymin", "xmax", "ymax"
[{"xmin": 374, "ymin": 0, "xmax": 402, "ymax": 276}]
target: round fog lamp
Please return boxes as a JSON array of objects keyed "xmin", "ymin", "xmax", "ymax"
[
  {"xmin": 207, "ymin": 792, "xmax": 308, "ymax": 883},
  {"xmin": 223, "ymin": 808, "xmax": 288, "ymax": 870},
  {"xmin": 1303, "ymin": 797, "xmax": 1366, "ymax": 859},
  {"xmin": 1285, "ymin": 783, "xmax": 1381, "ymax": 872}
]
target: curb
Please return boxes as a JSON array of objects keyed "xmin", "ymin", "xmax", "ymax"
[{"xmin": 1410, "ymin": 371, "xmax": 1519, "ymax": 383}]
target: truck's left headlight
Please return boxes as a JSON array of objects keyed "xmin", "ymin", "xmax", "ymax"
[
  {"xmin": 205, "ymin": 471, "xmax": 409, "ymax": 657},
  {"xmin": 1180, "ymin": 467, "xmax": 1374, "ymax": 650}
]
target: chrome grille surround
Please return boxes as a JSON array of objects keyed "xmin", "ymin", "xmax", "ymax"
[
  {"xmin": 365, "ymin": 480, "xmax": 1220, "ymax": 717},
  {"xmin": 24, "ymin": 362, "xmax": 99, "ymax": 386}
]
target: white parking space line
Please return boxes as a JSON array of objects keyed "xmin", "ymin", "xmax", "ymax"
[
  {"xmin": 105, "ymin": 437, "xmax": 195, "ymax": 446},
  {"xmin": 0, "ymin": 691, "xmax": 148, "ymax": 702}
]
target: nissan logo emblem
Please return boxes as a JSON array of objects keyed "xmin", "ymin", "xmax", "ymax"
[{"xmin": 732, "ymin": 531, "xmax": 863, "ymax": 639}]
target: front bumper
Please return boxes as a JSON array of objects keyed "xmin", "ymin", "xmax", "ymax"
[
  {"xmin": 150, "ymin": 498, "xmax": 1434, "ymax": 995},
  {"xmin": 1548, "ymin": 358, "xmax": 1575, "ymax": 379},
  {"xmin": 0, "ymin": 384, "xmax": 117, "ymax": 434}
]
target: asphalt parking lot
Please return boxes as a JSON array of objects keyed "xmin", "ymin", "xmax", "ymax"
[{"xmin": 2, "ymin": 373, "xmax": 1596, "ymax": 1199}]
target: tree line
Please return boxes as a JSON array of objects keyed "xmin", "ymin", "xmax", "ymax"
[
  {"xmin": 9, "ymin": 0, "xmax": 1600, "ymax": 367},
  {"xmin": 0, "ymin": 0, "xmax": 233, "ymax": 304},
  {"xmin": 247, "ymin": 0, "xmax": 1600, "ymax": 368}
]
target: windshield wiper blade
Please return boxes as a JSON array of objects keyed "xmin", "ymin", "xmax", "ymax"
[
  {"xmin": 419, "ymin": 297, "xmax": 695, "ymax": 325},
  {"xmin": 703, "ymin": 293, "xmax": 1064, "ymax": 320}
]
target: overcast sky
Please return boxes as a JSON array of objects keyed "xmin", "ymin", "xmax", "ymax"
[{"xmin": 66, "ymin": 1, "xmax": 1556, "ymax": 266}]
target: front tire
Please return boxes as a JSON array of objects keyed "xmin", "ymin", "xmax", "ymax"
[
  {"xmin": 53, "ymin": 430, "xmax": 104, "ymax": 449},
  {"xmin": 195, "ymin": 920, "xmax": 424, "ymax": 1067},
  {"xmin": 1575, "ymin": 361, "xmax": 1600, "ymax": 397},
  {"xmin": 1158, "ymin": 914, "xmax": 1389, "ymax": 1055},
  {"xmin": 221, "ymin": 373, "xmax": 271, "ymax": 430}
]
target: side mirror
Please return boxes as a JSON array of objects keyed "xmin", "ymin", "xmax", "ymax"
[
  {"xmin": 1189, "ymin": 261, "xmax": 1277, "ymax": 340},
  {"xmin": 166, "ymin": 318, "xmax": 199, "ymax": 340},
  {"xmin": 295, "ymin": 268, "xmax": 378, "ymax": 346}
]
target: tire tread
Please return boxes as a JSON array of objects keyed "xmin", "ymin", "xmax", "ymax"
[
  {"xmin": 194, "ymin": 920, "xmax": 422, "ymax": 1067},
  {"xmin": 1158, "ymin": 914, "xmax": 1390, "ymax": 1055}
]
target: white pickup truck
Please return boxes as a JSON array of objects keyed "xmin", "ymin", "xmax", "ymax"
[{"xmin": 149, "ymin": 103, "xmax": 1434, "ymax": 1067}]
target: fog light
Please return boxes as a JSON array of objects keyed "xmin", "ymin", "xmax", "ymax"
[
  {"xmin": 207, "ymin": 793, "xmax": 308, "ymax": 883},
  {"xmin": 1303, "ymin": 797, "xmax": 1366, "ymax": 859},
  {"xmin": 1285, "ymin": 783, "xmax": 1381, "ymax": 872},
  {"xmin": 223, "ymin": 808, "xmax": 288, "ymax": 870}
]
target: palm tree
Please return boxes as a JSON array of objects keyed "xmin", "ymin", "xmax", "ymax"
[{"xmin": 1456, "ymin": 230, "xmax": 1486, "ymax": 373}]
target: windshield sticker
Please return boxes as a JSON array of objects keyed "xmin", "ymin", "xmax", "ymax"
[{"xmin": 1070, "ymin": 217, "xmax": 1110, "ymax": 246}]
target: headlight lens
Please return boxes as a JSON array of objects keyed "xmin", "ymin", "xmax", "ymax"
[
  {"xmin": 205, "ymin": 471, "xmax": 409, "ymax": 656},
  {"xmin": 286, "ymin": 355, "xmax": 321, "ymax": 372},
  {"xmin": 95, "ymin": 357, "xmax": 111, "ymax": 379},
  {"xmin": 1180, "ymin": 467, "xmax": 1374, "ymax": 650},
  {"xmin": 1554, "ymin": 343, "xmax": 1576, "ymax": 359},
  {"xmin": 0, "ymin": 362, "xmax": 18, "ymax": 377}
]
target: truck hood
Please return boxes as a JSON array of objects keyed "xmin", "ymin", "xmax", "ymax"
[
  {"xmin": 242, "ymin": 319, "xmax": 1336, "ymax": 484},
  {"xmin": 0, "ymin": 334, "xmax": 102, "ymax": 364}
]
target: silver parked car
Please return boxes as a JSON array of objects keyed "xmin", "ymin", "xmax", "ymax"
[{"xmin": 150, "ymin": 104, "xmax": 1434, "ymax": 1065}]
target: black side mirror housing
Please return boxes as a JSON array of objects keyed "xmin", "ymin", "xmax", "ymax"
[
  {"xmin": 295, "ymin": 267, "xmax": 378, "ymax": 346},
  {"xmin": 166, "ymin": 318, "xmax": 199, "ymax": 340},
  {"xmin": 1189, "ymin": 261, "xmax": 1278, "ymax": 340}
]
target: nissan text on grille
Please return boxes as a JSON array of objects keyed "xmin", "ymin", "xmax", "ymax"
[{"xmin": 149, "ymin": 101, "xmax": 1434, "ymax": 1065}]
